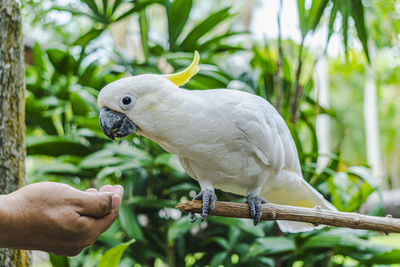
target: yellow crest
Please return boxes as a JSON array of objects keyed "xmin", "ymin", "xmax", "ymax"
[{"xmin": 167, "ymin": 51, "xmax": 200, "ymax": 86}]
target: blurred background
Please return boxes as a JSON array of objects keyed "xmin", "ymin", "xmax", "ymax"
[{"xmin": 22, "ymin": 0, "xmax": 400, "ymax": 266}]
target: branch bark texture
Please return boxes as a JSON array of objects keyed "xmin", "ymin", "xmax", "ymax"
[
  {"xmin": 176, "ymin": 200, "xmax": 400, "ymax": 234},
  {"xmin": 0, "ymin": 0, "xmax": 30, "ymax": 265}
]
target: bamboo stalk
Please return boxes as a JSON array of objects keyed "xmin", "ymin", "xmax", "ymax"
[{"xmin": 176, "ymin": 200, "xmax": 400, "ymax": 234}]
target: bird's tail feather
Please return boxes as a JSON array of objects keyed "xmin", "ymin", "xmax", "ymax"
[{"xmin": 262, "ymin": 177, "xmax": 336, "ymax": 233}]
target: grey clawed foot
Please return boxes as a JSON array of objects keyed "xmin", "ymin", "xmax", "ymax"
[
  {"xmin": 246, "ymin": 193, "xmax": 266, "ymax": 226},
  {"xmin": 189, "ymin": 189, "xmax": 217, "ymax": 223}
]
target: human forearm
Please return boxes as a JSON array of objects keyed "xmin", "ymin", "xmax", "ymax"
[{"xmin": 0, "ymin": 182, "xmax": 123, "ymax": 255}]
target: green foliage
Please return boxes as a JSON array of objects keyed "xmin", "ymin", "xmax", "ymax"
[
  {"xmin": 22, "ymin": 0, "xmax": 400, "ymax": 266},
  {"xmin": 97, "ymin": 239, "xmax": 135, "ymax": 267}
]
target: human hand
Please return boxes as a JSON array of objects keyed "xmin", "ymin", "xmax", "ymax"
[{"xmin": 0, "ymin": 182, "xmax": 124, "ymax": 256}]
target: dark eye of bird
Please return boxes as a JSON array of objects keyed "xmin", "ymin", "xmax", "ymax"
[{"xmin": 122, "ymin": 96, "xmax": 131, "ymax": 105}]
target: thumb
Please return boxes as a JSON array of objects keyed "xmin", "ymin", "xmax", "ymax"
[{"xmin": 77, "ymin": 192, "xmax": 116, "ymax": 218}]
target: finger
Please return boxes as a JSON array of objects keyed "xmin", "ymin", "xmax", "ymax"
[
  {"xmin": 86, "ymin": 188, "xmax": 97, "ymax": 193},
  {"xmin": 111, "ymin": 194, "xmax": 121, "ymax": 209},
  {"xmin": 92, "ymin": 209, "xmax": 119, "ymax": 234},
  {"xmin": 99, "ymin": 185, "xmax": 124, "ymax": 199},
  {"xmin": 99, "ymin": 185, "xmax": 113, "ymax": 191},
  {"xmin": 77, "ymin": 192, "xmax": 114, "ymax": 218}
]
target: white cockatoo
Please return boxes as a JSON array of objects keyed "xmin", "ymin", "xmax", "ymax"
[{"xmin": 98, "ymin": 52, "xmax": 336, "ymax": 232}]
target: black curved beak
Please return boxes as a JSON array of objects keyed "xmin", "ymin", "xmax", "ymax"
[{"xmin": 99, "ymin": 108, "xmax": 138, "ymax": 140}]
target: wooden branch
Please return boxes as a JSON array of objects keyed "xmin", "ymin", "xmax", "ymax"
[{"xmin": 176, "ymin": 200, "xmax": 400, "ymax": 234}]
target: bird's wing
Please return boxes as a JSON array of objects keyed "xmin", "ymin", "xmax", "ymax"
[
  {"xmin": 232, "ymin": 101, "xmax": 298, "ymax": 174},
  {"xmin": 177, "ymin": 155, "xmax": 197, "ymax": 179}
]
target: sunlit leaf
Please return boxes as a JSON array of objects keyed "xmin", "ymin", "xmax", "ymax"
[
  {"xmin": 247, "ymin": 237, "xmax": 295, "ymax": 258},
  {"xmin": 210, "ymin": 251, "xmax": 228, "ymax": 267},
  {"xmin": 27, "ymin": 136, "xmax": 93, "ymax": 156},
  {"xmin": 350, "ymin": 0, "xmax": 370, "ymax": 62},
  {"xmin": 180, "ymin": 7, "xmax": 232, "ymax": 50},
  {"xmin": 97, "ymin": 239, "xmax": 135, "ymax": 267},
  {"xmin": 118, "ymin": 202, "xmax": 144, "ymax": 241},
  {"xmin": 73, "ymin": 29, "xmax": 104, "ymax": 46},
  {"xmin": 139, "ymin": 10, "xmax": 149, "ymax": 62},
  {"xmin": 167, "ymin": 0, "xmax": 193, "ymax": 49}
]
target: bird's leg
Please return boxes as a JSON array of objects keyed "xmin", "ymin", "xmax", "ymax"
[
  {"xmin": 189, "ymin": 181, "xmax": 217, "ymax": 223},
  {"xmin": 246, "ymin": 192, "xmax": 266, "ymax": 226}
]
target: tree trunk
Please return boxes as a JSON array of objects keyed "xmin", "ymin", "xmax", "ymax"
[{"xmin": 0, "ymin": 0, "xmax": 30, "ymax": 266}]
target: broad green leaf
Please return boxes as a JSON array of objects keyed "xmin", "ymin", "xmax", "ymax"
[
  {"xmin": 97, "ymin": 239, "xmax": 135, "ymax": 267},
  {"xmin": 228, "ymin": 226, "xmax": 241, "ymax": 246},
  {"xmin": 154, "ymin": 153, "xmax": 172, "ymax": 166},
  {"xmin": 198, "ymin": 31, "xmax": 245, "ymax": 52},
  {"xmin": 79, "ymin": 63, "xmax": 99, "ymax": 87},
  {"xmin": 186, "ymin": 72, "xmax": 229, "ymax": 90},
  {"xmin": 46, "ymin": 48, "xmax": 77, "ymax": 76},
  {"xmin": 81, "ymin": 0, "xmax": 100, "ymax": 17},
  {"xmin": 25, "ymin": 95, "xmax": 58, "ymax": 135},
  {"xmin": 308, "ymin": 0, "xmax": 329, "ymax": 31},
  {"xmin": 118, "ymin": 202, "xmax": 144, "ymax": 241},
  {"xmin": 34, "ymin": 162, "xmax": 80, "ymax": 175},
  {"xmin": 139, "ymin": 10, "xmax": 149, "ymax": 62},
  {"xmin": 348, "ymin": 166, "xmax": 380, "ymax": 188},
  {"xmin": 126, "ymin": 196, "xmax": 177, "ymax": 208},
  {"xmin": 73, "ymin": 29, "xmax": 104, "ymax": 46},
  {"xmin": 167, "ymin": 216, "xmax": 200, "ymax": 245},
  {"xmin": 327, "ymin": 0, "xmax": 339, "ymax": 43},
  {"xmin": 27, "ymin": 136, "xmax": 92, "ymax": 156},
  {"xmin": 302, "ymin": 232, "xmax": 390, "ymax": 253},
  {"xmin": 339, "ymin": 0, "xmax": 350, "ymax": 59},
  {"xmin": 164, "ymin": 183, "xmax": 199, "ymax": 193},
  {"xmin": 209, "ymin": 216, "xmax": 265, "ymax": 237},
  {"xmin": 33, "ymin": 42, "xmax": 45, "ymax": 76},
  {"xmin": 247, "ymin": 237, "xmax": 295, "ymax": 258},
  {"xmin": 101, "ymin": 0, "xmax": 108, "ymax": 16},
  {"xmin": 114, "ymin": 0, "xmax": 162, "ymax": 22},
  {"xmin": 70, "ymin": 92, "xmax": 90, "ymax": 116},
  {"xmin": 50, "ymin": 254, "xmax": 70, "ymax": 267},
  {"xmin": 52, "ymin": 6, "xmax": 101, "ymax": 22},
  {"xmin": 281, "ymin": 56, "xmax": 293, "ymax": 83},
  {"xmin": 350, "ymin": 0, "xmax": 370, "ymax": 62},
  {"xmin": 106, "ymin": 143, "xmax": 152, "ymax": 161},
  {"xmin": 208, "ymin": 237, "xmax": 230, "ymax": 250},
  {"xmin": 167, "ymin": 0, "xmax": 193, "ymax": 49},
  {"xmin": 180, "ymin": 7, "xmax": 232, "ymax": 50},
  {"xmin": 370, "ymin": 234, "xmax": 400, "ymax": 250},
  {"xmin": 210, "ymin": 251, "xmax": 228, "ymax": 267},
  {"xmin": 81, "ymin": 156, "xmax": 126, "ymax": 169},
  {"xmin": 367, "ymin": 250, "xmax": 400, "ymax": 264},
  {"xmin": 96, "ymin": 162, "xmax": 142, "ymax": 179},
  {"xmin": 111, "ymin": 0, "xmax": 123, "ymax": 14},
  {"xmin": 297, "ymin": 0, "xmax": 307, "ymax": 37}
]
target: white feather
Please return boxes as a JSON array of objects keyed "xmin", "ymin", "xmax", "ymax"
[{"xmin": 98, "ymin": 75, "xmax": 336, "ymax": 232}]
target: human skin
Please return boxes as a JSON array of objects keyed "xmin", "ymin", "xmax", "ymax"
[{"xmin": 0, "ymin": 182, "xmax": 124, "ymax": 256}]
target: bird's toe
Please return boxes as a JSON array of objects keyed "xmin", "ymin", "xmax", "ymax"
[
  {"xmin": 200, "ymin": 189, "xmax": 217, "ymax": 219},
  {"xmin": 188, "ymin": 189, "xmax": 217, "ymax": 222},
  {"xmin": 246, "ymin": 193, "xmax": 266, "ymax": 226}
]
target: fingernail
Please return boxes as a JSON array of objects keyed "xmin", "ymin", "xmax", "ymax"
[
  {"xmin": 111, "ymin": 195, "xmax": 121, "ymax": 209},
  {"xmin": 113, "ymin": 185, "xmax": 124, "ymax": 196},
  {"xmin": 100, "ymin": 184, "xmax": 113, "ymax": 191}
]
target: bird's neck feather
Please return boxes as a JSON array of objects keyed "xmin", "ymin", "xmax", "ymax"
[{"xmin": 135, "ymin": 89, "xmax": 194, "ymax": 152}]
